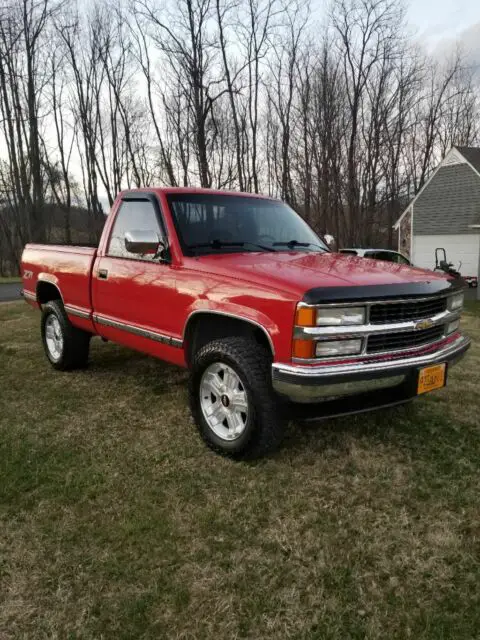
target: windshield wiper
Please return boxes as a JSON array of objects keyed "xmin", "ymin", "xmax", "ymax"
[
  {"xmin": 272, "ymin": 240, "xmax": 328, "ymax": 252},
  {"xmin": 188, "ymin": 239, "xmax": 276, "ymax": 253}
]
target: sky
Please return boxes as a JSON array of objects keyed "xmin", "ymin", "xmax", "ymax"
[
  {"xmin": 407, "ymin": 0, "xmax": 480, "ymax": 47},
  {"xmin": 405, "ymin": 0, "xmax": 480, "ymax": 77},
  {"xmin": 309, "ymin": 0, "xmax": 480, "ymax": 72}
]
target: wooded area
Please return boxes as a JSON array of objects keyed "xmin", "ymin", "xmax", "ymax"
[{"xmin": 1, "ymin": 0, "xmax": 479, "ymax": 275}]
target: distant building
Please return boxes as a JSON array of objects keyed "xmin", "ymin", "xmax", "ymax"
[{"xmin": 394, "ymin": 146, "xmax": 480, "ymax": 280}]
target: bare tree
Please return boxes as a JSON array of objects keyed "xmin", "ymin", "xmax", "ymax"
[
  {"xmin": 331, "ymin": 0, "xmax": 405, "ymax": 244},
  {"xmin": 0, "ymin": 0, "xmax": 62, "ymax": 243},
  {"xmin": 128, "ymin": 5, "xmax": 177, "ymax": 185},
  {"xmin": 56, "ymin": 8, "xmax": 105, "ymax": 239},
  {"xmin": 267, "ymin": 0, "xmax": 309, "ymax": 204},
  {"xmin": 238, "ymin": 0, "xmax": 281, "ymax": 192},
  {"xmin": 1, "ymin": 0, "xmax": 480, "ymax": 275},
  {"xmin": 136, "ymin": 0, "xmax": 225, "ymax": 187}
]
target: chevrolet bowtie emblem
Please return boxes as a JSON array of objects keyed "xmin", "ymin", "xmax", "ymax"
[{"xmin": 415, "ymin": 319, "xmax": 434, "ymax": 331}]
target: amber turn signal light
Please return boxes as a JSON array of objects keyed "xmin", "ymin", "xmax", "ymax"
[
  {"xmin": 295, "ymin": 306, "xmax": 316, "ymax": 327},
  {"xmin": 292, "ymin": 339, "xmax": 315, "ymax": 359}
]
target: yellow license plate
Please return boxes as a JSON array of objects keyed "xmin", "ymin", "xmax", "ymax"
[{"xmin": 417, "ymin": 363, "xmax": 446, "ymax": 395}]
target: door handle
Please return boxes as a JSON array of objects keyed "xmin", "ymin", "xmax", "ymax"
[{"xmin": 98, "ymin": 268, "xmax": 108, "ymax": 280}]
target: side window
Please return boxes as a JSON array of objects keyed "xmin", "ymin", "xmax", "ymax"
[
  {"xmin": 108, "ymin": 200, "xmax": 163, "ymax": 260},
  {"xmin": 365, "ymin": 251, "xmax": 406, "ymax": 264},
  {"xmin": 365, "ymin": 251, "xmax": 387, "ymax": 261}
]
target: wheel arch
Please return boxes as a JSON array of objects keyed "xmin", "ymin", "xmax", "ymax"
[
  {"xmin": 36, "ymin": 277, "xmax": 64, "ymax": 306},
  {"xmin": 184, "ymin": 310, "xmax": 275, "ymax": 367}
]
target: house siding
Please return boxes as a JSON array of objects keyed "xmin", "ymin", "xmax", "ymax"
[
  {"xmin": 413, "ymin": 164, "xmax": 480, "ymax": 235},
  {"xmin": 412, "ymin": 234, "xmax": 480, "ymax": 276}
]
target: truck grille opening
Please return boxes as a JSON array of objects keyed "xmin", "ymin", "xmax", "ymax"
[
  {"xmin": 369, "ymin": 298, "xmax": 447, "ymax": 324},
  {"xmin": 366, "ymin": 326, "xmax": 444, "ymax": 354}
]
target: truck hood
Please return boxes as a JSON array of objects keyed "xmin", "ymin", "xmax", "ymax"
[{"xmin": 193, "ymin": 251, "xmax": 452, "ymax": 299}]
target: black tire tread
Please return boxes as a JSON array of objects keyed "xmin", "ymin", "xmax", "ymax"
[
  {"xmin": 189, "ymin": 336, "xmax": 285, "ymax": 459},
  {"xmin": 41, "ymin": 300, "xmax": 90, "ymax": 371}
]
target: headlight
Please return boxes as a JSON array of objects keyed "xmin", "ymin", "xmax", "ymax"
[
  {"xmin": 316, "ymin": 307, "xmax": 366, "ymax": 326},
  {"xmin": 448, "ymin": 292, "xmax": 464, "ymax": 311},
  {"xmin": 315, "ymin": 338, "xmax": 363, "ymax": 357},
  {"xmin": 446, "ymin": 319, "xmax": 460, "ymax": 335},
  {"xmin": 296, "ymin": 305, "xmax": 366, "ymax": 327}
]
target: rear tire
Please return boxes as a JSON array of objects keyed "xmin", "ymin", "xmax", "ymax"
[
  {"xmin": 189, "ymin": 337, "xmax": 285, "ymax": 459},
  {"xmin": 41, "ymin": 300, "xmax": 90, "ymax": 370}
]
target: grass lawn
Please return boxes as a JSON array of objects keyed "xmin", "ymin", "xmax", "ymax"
[
  {"xmin": 0, "ymin": 276, "xmax": 21, "ymax": 283},
  {"xmin": 1, "ymin": 302, "xmax": 479, "ymax": 639}
]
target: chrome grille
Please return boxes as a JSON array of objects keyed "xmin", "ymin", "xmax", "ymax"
[
  {"xmin": 293, "ymin": 291, "xmax": 460, "ymax": 364},
  {"xmin": 369, "ymin": 297, "xmax": 447, "ymax": 324},
  {"xmin": 367, "ymin": 326, "xmax": 444, "ymax": 354}
]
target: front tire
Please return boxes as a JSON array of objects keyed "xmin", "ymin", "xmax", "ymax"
[
  {"xmin": 41, "ymin": 300, "xmax": 91, "ymax": 370},
  {"xmin": 189, "ymin": 337, "xmax": 285, "ymax": 459}
]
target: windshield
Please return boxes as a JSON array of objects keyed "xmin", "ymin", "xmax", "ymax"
[{"xmin": 167, "ymin": 193, "xmax": 329, "ymax": 255}]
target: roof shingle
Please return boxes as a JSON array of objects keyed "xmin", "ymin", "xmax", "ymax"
[
  {"xmin": 456, "ymin": 146, "xmax": 480, "ymax": 175},
  {"xmin": 413, "ymin": 163, "xmax": 480, "ymax": 234}
]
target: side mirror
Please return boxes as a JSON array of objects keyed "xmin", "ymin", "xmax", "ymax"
[{"xmin": 124, "ymin": 229, "xmax": 165, "ymax": 256}]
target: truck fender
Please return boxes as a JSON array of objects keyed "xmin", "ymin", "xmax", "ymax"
[
  {"xmin": 36, "ymin": 273, "xmax": 63, "ymax": 305},
  {"xmin": 183, "ymin": 302, "xmax": 277, "ymax": 357}
]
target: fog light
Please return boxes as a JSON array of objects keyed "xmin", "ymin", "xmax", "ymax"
[
  {"xmin": 446, "ymin": 319, "xmax": 460, "ymax": 335},
  {"xmin": 315, "ymin": 338, "xmax": 363, "ymax": 357}
]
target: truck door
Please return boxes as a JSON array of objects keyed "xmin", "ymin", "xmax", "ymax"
[{"xmin": 92, "ymin": 193, "xmax": 184, "ymax": 365}]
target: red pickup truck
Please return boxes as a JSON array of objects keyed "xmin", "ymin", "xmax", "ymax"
[{"xmin": 22, "ymin": 188, "xmax": 470, "ymax": 458}]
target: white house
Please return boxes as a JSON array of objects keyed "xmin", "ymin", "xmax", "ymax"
[{"xmin": 394, "ymin": 146, "xmax": 480, "ymax": 282}]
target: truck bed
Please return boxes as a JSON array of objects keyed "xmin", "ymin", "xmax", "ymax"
[{"xmin": 22, "ymin": 243, "xmax": 97, "ymax": 318}]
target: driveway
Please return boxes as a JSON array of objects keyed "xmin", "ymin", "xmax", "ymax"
[{"xmin": 0, "ymin": 282, "xmax": 22, "ymax": 303}]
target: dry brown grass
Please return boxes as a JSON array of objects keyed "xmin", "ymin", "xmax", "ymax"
[{"xmin": 1, "ymin": 301, "xmax": 479, "ymax": 639}]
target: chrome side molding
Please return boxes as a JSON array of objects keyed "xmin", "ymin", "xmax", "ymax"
[
  {"xmin": 64, "ymin": 305, "xmax": 91, "ymax": 320},
  {"xmin": 93, "ymin": 313, "xmax": 183, "ymax": 348},
  {"xmin": 23, "ymin": 290, "xmax": 37, "ymax": 302}
]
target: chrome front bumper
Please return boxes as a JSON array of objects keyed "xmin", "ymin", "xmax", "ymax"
[{"xmin": 272, "ymin": 335, "xmax": 471, "ymax": 404}]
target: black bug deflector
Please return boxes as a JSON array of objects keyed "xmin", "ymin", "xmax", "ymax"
[{"xmin": 302, "ymin": 279, "xmax": 464, "ymax": 305}]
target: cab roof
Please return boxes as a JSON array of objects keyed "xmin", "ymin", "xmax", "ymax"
[{"xmin": 119, "ymin": 187, "xmax": 276, "ymax": 200}]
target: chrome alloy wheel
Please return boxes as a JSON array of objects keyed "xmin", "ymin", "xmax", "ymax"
[
  {"xmin": 199, "ymin": 362, "xmax": 249, "ymax": 441},
  {"xmin": 45, "ymin": 315, "xmax": 64, "ymax": 362}
]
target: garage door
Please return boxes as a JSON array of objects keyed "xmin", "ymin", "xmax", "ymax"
[{"xmin": 412, "ymin": 234, "xmax": 479, "ymax": 276}]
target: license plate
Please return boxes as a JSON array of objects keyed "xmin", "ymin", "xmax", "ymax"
[{"xmin": 417, "ymin": 363, "xmax": 446, "ymax": 395}]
